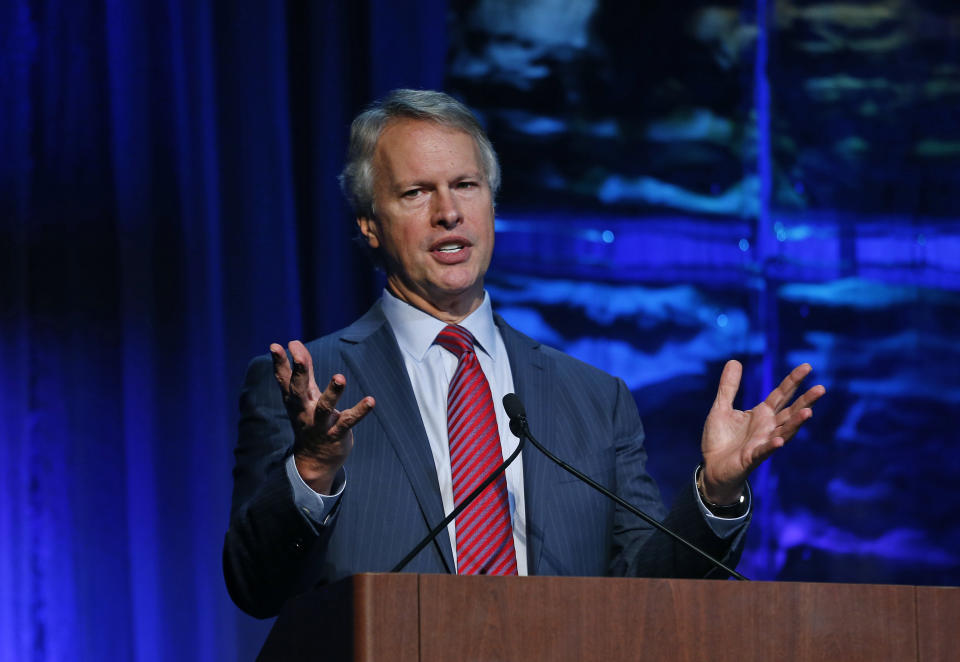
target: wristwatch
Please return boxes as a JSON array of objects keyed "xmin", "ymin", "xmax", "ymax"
[{"xmin": 696, "ymin": 464, "xmax": 748, "ymax": 518}]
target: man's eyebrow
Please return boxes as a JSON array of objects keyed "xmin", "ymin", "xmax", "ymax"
[
  {"xmin": 393, "ymin": 179, "xmax": 430, "ymax": 191},
  {"xmin": 454, "ymin": 172, "xmax": 483, "ymax": 180},
  {"xmin": 394, "ymin": 172, "xmax": 483, "ymax": 189}
]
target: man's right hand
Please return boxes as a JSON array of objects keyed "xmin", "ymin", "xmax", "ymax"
[{"xmin": 270, "ymin": 340, "xmax": 375, "ymax": 494}]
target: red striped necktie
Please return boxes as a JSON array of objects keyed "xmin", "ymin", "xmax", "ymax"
[{"xmin": 435, "ymin": 324, "xmax": 518, "ymax": 575}]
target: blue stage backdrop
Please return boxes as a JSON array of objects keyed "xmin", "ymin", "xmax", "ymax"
[
  {"xmin": 1, "ymin": 1, "xmax": 957, "ymax": 660},
  {"xmin": 446, "ymin": 0, "xmax": 960, "ymax": 586}
]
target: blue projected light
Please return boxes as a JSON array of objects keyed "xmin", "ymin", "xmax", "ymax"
[
  {"xmin": 487, "ymin": 275, "xmax": 761, "ymax": 393},
  {"xmin": 452, "ymin": 0, "xmax": 960, "ymax": 588}
]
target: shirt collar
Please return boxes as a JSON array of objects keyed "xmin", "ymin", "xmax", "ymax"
[{"xmin": 380, "ymin": 288, "xmax": 499, "ymax": 362}]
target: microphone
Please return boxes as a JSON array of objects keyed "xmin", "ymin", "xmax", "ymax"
[
  {"xmin": 502, "ymin": 392, "xmax": 527, "ymax": 438},
  {"xmin": 502, "ymin": 393, "xmax": 748, "ymax": 581},
  {"xmin": 391, "ymin": 422, "xmax": 526, "ymax": 573}
]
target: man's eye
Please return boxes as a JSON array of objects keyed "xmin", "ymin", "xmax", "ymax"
[
  {"xmin": 402, "ymin": 189, "xmax": 421, "ymax": 198},
  {"xmin": 457, "ymin": 181, "xmax": 478, "ymax": 189}
]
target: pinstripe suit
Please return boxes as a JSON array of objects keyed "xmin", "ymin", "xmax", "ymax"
[{"xmin": 223, "ymin": 301, "xmax": 747, "ymax": 618}]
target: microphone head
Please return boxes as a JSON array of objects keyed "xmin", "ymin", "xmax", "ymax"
[
  {"xmin": 502, "ymin": 393, "xmax": 526, "ymax": 421},
  {"xmin": 503, "ymin": 393, "xmax": 527, "ymax": 438}
]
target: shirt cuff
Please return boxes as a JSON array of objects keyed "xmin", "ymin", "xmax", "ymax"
[
  {"xmin": 692, "ymin": 468, "xmax": 751, "ymax": 538},
  {"xmin": 285, "ymin": 454, "xmax": 346, "ymax": 528}
]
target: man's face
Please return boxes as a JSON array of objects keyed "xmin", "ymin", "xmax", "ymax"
[{"xmin": 358, "ymin": 119, "xmax": 495, "ymax": 321}]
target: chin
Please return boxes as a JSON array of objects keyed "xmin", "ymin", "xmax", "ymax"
[
  {"xmin": 434, "ymin": 268, "xmax": 482, "ymax": 291},
  {"xmin": 432, "ymin": 278, "xmax": 483, "ymax": 302}
]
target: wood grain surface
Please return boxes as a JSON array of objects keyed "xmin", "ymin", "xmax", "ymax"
[
  {"xmin": 916, "ymin": 585, "xmax": 960, "ymax": 662},
  {"xmin": 353, "ymin": 573, "xmax": 419, "ymax": 662},
  {"xmin": 418, "ymin": 575, "xmax": 918, "ymax": 662}
]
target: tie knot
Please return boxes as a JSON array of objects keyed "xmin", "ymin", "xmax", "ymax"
[{"xmin": 436, "ymin": 324, "xmax": 475, "ymax": 358}]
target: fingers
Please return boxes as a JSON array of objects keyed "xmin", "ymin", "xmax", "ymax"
[
  {"xmin": 713, "ymin": 360, "xmax": 743, "ymax": 410},
  {"xmin": 771, "ymin": 379, "xmax": 825, "ymax": 436},
  {"xmin": 774, "ymin": 405, "xmax": 815, "ymax": 444},
  {"xmin": 764, "ymin": 363, "xmax": 812, "ymax": 412},
  {"xmin": 793, "ymin": 383, "xmax": 827, "ymax": 411},
  {"xmin": 316, "ymin": 374, "xmax": 347, "ymax": 417},
  {"xmin": 288, "ymin": 340, "xmax": 318, "ymax": 401},
  {"xmin": 326, "ymin": 396, "xmax": 376, "ymax": 439},
  {"xmin": 774, "ymin": 383, "xmax": 826, "ymax": 428},
  {"xmin": 270, "ymin": 343, "xmax": 292, "ymax": 396},
  {"xmin": 271, "ymin": 340, "xmax": 319, "ymax": 407}
]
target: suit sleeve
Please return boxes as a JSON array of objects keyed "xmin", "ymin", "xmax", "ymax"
[
  {"xmin": 222, "ymin": 355, "xmax": 333, "ymax": 618},
  {"xmin": 605, "ymin": 377, "xmax": 748, "ymax": 578}
]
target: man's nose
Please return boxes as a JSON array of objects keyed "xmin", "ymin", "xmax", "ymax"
[{"xmin": 432, "ymin": 188, "xmax": 462, "ymax": 228}]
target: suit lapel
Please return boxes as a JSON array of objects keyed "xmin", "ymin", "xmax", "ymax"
[
  {"xmin": 496, "ymin": 315, "xmax": 557, "ymax": 575},
  {"xmin": 339, "ymin": 306, "xmax": 455, "ymax": 573}
]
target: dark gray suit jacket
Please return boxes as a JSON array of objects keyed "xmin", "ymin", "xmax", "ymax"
[{"xmin": 223, "ymin": 302, "xmax": 747, "ymax": 618}]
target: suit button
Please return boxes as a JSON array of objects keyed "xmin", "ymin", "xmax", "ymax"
[{"xmin": 291, "ymin": 538, "xmax": 306, "ymax": 556}]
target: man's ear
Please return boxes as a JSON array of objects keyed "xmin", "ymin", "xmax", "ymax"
[{"xmin": 357, "ymin": 216, "xmax": 380, "ymax": 248}]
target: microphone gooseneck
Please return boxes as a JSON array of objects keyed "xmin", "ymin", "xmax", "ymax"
[{"xmin": 501, "ymin": 393, "xmax": 749, "ymax": 582}]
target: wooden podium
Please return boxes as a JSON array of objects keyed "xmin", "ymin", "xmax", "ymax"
[{"xmin": 258, "ymin": 574, "xmax": 959, "ymax": 661}]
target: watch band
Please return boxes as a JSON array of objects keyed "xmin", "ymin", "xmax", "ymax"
[{"xmin": 696, "ymin": 464, "xmax": 748, "ymax": 517}]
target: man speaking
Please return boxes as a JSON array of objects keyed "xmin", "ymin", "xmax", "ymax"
[{"xmin": 223, "ymin": 89, "xmax": 824, "ymax": 618}]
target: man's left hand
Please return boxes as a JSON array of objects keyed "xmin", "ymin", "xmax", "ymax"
[{"xmin": 699, "ymin": 360, "xmax": 826, "ymax": 504}]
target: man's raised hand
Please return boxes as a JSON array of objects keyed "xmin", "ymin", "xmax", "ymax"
[
  {"xmin": 270, "ymin": 341, "xmax": 375, "ymax": 494},
  {"xmin": 699, "ymin": 360, "xmax": 825, "ymax": 505}
]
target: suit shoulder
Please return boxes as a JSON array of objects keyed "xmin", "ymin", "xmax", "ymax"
[{"xmin": 303, "ymin": 329, "xmax": 347, "ymax": 355}]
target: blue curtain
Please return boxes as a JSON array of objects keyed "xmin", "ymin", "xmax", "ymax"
[{"xmin": 0, "ymin": 0, "xmax": 445, "ymax": 659}]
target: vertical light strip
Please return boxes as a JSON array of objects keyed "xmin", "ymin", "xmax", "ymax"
[
  {"xmin": 754, "ymin": 0, "xmax": 776, "ymax": 387},
  {"xmin": 752, "ymin": 0, "xmax": 779, "ymax": 579}
]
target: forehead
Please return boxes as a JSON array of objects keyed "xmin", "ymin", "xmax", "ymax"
[{"xmin": 373, "ymin": 119, "xmax": 482, "ymax": 183}]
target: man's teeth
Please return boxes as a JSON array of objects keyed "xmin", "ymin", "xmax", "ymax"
[{"xmin": 437, "ymin": 245, "xmax": 463, "ymax": 253}]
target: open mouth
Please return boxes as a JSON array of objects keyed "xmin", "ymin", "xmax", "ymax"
[{"xmin": 430, "ymin": 237, "xmax": 472, "ymax": 255}]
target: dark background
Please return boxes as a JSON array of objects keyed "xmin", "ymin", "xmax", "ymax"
[{"xmin": 2, "ymin": 0, "xmax": 958, "ymax": 659}]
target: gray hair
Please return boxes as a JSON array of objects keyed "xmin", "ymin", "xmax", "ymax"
[{"xmin": 338, "ymin": 89, "xmax": 501, "ymax": 219}]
